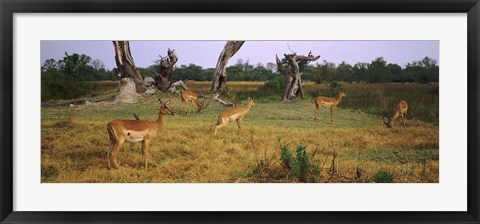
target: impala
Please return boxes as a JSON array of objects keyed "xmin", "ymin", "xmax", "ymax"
[
  {"xmin": 180, "ymin": 90, "xmax": 208, "ymax": 114},
  {"xmin": 314, "ymin": 90, "xmax": 346, "ymax": 124},
  {"xmin": 213, "ymin": 96, "xmax": 256, "ymax": 136},
  {"xmin": 384, "ymin": 100, "xmax": 408, "ymax": 128},
  {"xmin": 106, "ymin": 99, "xmax": 175, "ymax": 169}
]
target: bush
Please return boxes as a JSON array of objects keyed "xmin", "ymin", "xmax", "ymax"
[
  {"xmin": 243, "ymin": 143, "xmax": 321, "ymax": 183},
  {"xmin": 280, "ymin": 144, "xmax": 320, "ymax": 182},
  {"xmin": 42, "ymin": 165, "xmax": 59, "ymax": 181},
  {"xmin": 42, "ymin": 70, "xmax": 98, "ymax": 100},
  {"xmin": 373, "ymin": 170, "xmax": 395, "ymax": 183},
  {"xmin": 329, "ymin": 80, "xmax": 343, "ymax": 93},
  {"xmin": 259, "ymin": 76, "xmax": 284, "ymax": 94}
]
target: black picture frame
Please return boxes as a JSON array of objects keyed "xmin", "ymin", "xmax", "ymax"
[{"xmin": 1, "ymin": 0, "xmax": 479, "ymax": 223}]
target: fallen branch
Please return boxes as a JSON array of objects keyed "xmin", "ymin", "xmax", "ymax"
[
  {"xmin": 167, "ymin": 80, "xmax": 189, "ymax": 94},
  {"xmin": 199, "ymin": 92, "xmax": 236, "ymax": 107}
]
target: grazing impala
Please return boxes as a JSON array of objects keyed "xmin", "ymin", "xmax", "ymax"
[
  {"xmin": 106, "ymin": 99, "xmax": 175, "ymax": 169},
  {"xmin": 213, "ymin": 96, "xmax": 256, "ymax": 136},
  {"xmin": 180, "ymin": 90, "xmax": 208, "ymax": 114},
  {"xmin": 384, "ymin": 100, "xmax": 408, "ymax": 128},
  {"xmin": 314, "ymin": 90, "xmax": 346, "ymax": 124}
]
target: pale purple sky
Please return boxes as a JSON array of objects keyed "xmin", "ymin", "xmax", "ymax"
[{"xmin": 41, "ymin": 40, "xmax": 439, "ymax": 69}]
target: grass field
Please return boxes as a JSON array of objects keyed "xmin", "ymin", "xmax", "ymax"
[{"xmin": 41, "ymin": 81, "xmax": 439, "ymax": 183}]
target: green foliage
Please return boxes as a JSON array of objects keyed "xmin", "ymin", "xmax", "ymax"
[
  {"xmin": 41, "ymin": 53, "xmax": 121, "ymax": 100},
  {"xmin": 302, "ymin": 57, "xmax": 438, "ymax": 84},
  {"xmin": 259, "ymin": 76, "xmax": 285, "ymax": 94},
  {"xmin": 137, "ymin": 65, "xmax": 157, "ymax": 78},
  {"xmin": 41, "ymin": 165, "xmax": 59, "ymax": 181},
  {"xmin": 329, "ymin": 80, "xmax": 343, "ymax": 92},
  {"xmin": 373, "ymin": 170, "xmax": 396, "ymax": 183},
  {"xmin": 280, "ymin": 144, "xmax": 294, "ymax": 169},
  {"xmin": 336, "ymin": 61, "xmax": 354, "ymax": 82},
  {"xmin": 403, "ymin": 57, "xmax": 439, "ymax": 83},
  {"xmin": 310, "ymin": 60, "xmax": 337, "ymax": 84},
  {"xmin": 42, "ymin": 69, "xmax": 98, "ymax": 100},
  {"xmin": 42, "ymin": 53, "xmax": 100, "ymax": 100},
  {"xmin": 280, "ymin": 144, "xmax": 320, "ymax": 182},
  {"xmin": 241, "ymin": 160, "xmax": 266, "ymax": 178}
]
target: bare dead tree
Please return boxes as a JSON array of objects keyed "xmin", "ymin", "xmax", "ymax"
[
  {"xmin": 276, "ymin": 52, "xmax": 320, "ymax": 101},
  {"xmin": 113, "ymin": 41, "xmax": 146, "ymax": 93},
  {"xmin": 211, "ymin": 41, "xmax": 245, "ymax": 93},
  {"xmin": 155, "ymin": 48, "xmax": 179, "ymax": 92}
]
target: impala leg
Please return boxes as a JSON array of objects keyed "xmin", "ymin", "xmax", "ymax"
[
  {"xmin": 314, "ymin": 107, "xmax": 321, "ymax": 122},
  {"xmin": 109, "ymin": 139, "xmax": 124, "ymax": 169},
  {"xmin": 236, "ymin": 118, "xmax": 243, "ymax": 129},
  {"xmin": 214, "ymin": 120, "xmax": 228, "ymax": 136},
  {"xmin": 330, "ymin": 107, "xmax": 334, "ymax": 124},
  {"xmin": 141, "ymin": 140, "xmax": 150, "ymax": 169},
  {"xmin": 190, "ymin": 101, "xmax": 195, "ymax": 114},
  {"xmin": 401, "ymin": 114, "xmax": 406, "ymax": 127},
  {"xmin": 183, "ymin": 101, "xmax": 187, "ymax": 114}
]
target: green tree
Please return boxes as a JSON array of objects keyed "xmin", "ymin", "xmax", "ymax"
[
  {"xmin": 367, "ymin": 57, "xmax": 388, "ymax": 83},
  {"xmin": 352, "ymin": 62, "xmax": 368, "ymax": 83},
  {"xmin": 403, "ymin": 57, "xmax": 439, "ymax": 83},
  {"xmin": 314, "ymin": 60, "xmax": 336, "ymax": 84},
  {"xmin": 336, "ymin": 61, "xmax": 354, "ymax": 83},
  {"xmin": 41, "ymin": 53, "xmax": 97, "ymax": 100}
]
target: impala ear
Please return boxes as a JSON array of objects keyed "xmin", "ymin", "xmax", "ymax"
[
  {"xmin": 158, "ymin": 98, "xmax": 163, "ymax": 104},
  {"xmin": 166, "ymin": 100, "xmax": 171, "ymax": 105}
]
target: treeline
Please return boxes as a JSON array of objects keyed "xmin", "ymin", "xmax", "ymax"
[
  {"xmin": 302, "ymin": 57, "xmax": 439, "ymax": 84},
  {"xmin": 41, "ymin": 53, "xmax": 438, "ymax": 100},
  {"xmin": 41, "ymin": 53, "xmax": 117, "ymax": 100},
  {"xmin": 137, "ymin": 57, "xmax": 438, "ymax": 83}
]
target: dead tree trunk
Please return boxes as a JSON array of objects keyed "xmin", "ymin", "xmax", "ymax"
[
  {"xmin": 155, "ymin": 48, "xmax": 179, "ymax": 92},
  {"xmin": 113, "ymin": 41, "xmax": 146, "ymax": 93},
  {"xmin": 211, "ymin": 41, "xmax": 245, "ymax": 93},
  {"xmin": 276, "ymin": 52, "xmax": 320, "ymax": 101}
]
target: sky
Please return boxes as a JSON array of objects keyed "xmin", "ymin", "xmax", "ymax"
[{"xmin": 40, "ymin": 40, "xmax": 439, "ymax": 69}]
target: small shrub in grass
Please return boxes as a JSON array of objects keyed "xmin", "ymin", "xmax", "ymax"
[
  {"xmin": 244, "ymin": 143, "xmax": 320, "ymax": 182},
  {"xmin": 42, "ymin": 165, "xmax": 59, "ymax": 181},
  {"xmin": 373, "ymin": 170, "xmax": 396, "ymax": 183},
  {"xmin": 280, "ymin": 144, "xmax": 294, "ymax": 169},
  {"xmin": 280, "ymin": 144, "xmax": 320, "ymax": 182}
]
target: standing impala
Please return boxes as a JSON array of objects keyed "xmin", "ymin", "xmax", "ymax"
[
  {"xmin": 180, "ymin": 90, "xmax": 208, "ymax": 114},
  {"xmin": 384, "ymin": 100, "xmax": 408, "ymax": 128},
  {"xmin": 314, "ymin": 90, "xmax": 346, "ymax": 124},
  {"xmin": 213, "ymin": 96, "xmax": 256, "ymax": 136},
  {"xmin": 106, "ymin": 99, "xmax": 175, "ymax": 169}
]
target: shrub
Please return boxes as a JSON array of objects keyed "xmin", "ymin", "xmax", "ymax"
[
  {"xmin": 244, "ymin": 143, "xmax": 321, "ymax": 183},
  {"xmin": 42, "ymin": 165, "xmax": 59, "ymax": 181},
  {"xmin": 280, "ymin": 144, "xmax": 320, "ymax": 182},
  {"xmin": 373, "ymin": 170, "xmax": 395, "ymax": 183},
  {"xmin": 329, "ymin": 80, "xmax": 343, "ymax": 93},
  {"xmin": 42, "ymin": 70, "xmax": 98, "ymax": 100},
  {"xmin": 259, "ymin": 76, "xmax": 284, "ymax": 94}
]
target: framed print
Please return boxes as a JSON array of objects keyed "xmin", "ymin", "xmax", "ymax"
[{"xmin": 1, "ymin": 0, "xmax": 479, "ymax": 223}]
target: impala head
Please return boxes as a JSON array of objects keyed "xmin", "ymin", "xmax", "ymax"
[
  {"xmin": 338, "ymin": 90, "xmax": 346, "ymax": 97},
  {"xmin": 158, "ymin": 99, "xmax": 176, "ymax": 115},
  {"xmin": 197, "ymin": 99, "xmax": 210, "ymax": 112},
  {"xmin": 383, "ymin": 116, "xmax": 392, "ymax": 128},
  {"xmin": 247, "ymin": 96, "xmax": 256, "ymax": 107}
]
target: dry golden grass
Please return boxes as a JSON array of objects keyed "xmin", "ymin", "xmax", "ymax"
[
  {"xmin": 41, "ymin": 89, "xmax": 438, "ymax": 183},
  {"xmin": 185, "ymin": 81, "xmax": 265, "ymax": 92}
]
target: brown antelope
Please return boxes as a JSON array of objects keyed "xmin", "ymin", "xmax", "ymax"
[
  {"xmin": 106, "ymin": 99, "xmax": 176, "ymax": 169},
  {"xmin": 180, "ymin": 90, "xmax": 208, "ymax": 114},
  {"xmin": 213, "ymin": 96, "xmax": 256, "ymax": 136},
  {"xmin": 383, "ymin": 100, "xmax": 408, "ymax": 128},
  {"xmin": 314, "ymin": 90, "xmax": 346, "ymax": 124}
]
